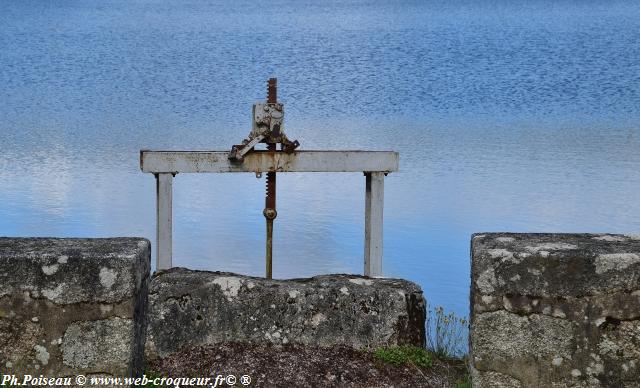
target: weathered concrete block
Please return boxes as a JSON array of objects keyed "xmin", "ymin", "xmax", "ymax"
[
  {"xmin": 0, "ymin": 238, "xmax": 150, "ymax": 377},
  {"xmin": 470, "ymin": 233, "xmax": 640, "ymax": 387},
  {"xmin": 145, "ymin": 269, "xmax": 425, "ymax": 360}
]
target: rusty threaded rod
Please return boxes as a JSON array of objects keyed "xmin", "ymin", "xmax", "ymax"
[
  {"xmin": 264, "ymin": 143, "xmax": 277, "ymax": 279},
  {"xmin": 267, "ymin": 78, "xmax": 277, "ymax": 104},
  {"xmin": 264, "ymin": 77, "xmax": 278, "ymax": 279},
  {"xmin": 265, "ymin": 217, "xmax": 274, "ymax": 279}
]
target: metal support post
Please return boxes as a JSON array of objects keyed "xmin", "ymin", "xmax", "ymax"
[
  {"xmin": 364, "ymin": 172, "xmax": 384, "ymax": 277},
  {"xmin": 156, "ymin": 172, "xmax": 173, "ymax": 270}
]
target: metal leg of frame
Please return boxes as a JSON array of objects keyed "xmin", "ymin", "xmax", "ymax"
[
  {"xmin": 364, "ymin": 172, "xmax": 384, "ymax": 277},
  {"xmin": 156, "ymin": 173, "xmax": 173, "ymax": 270}
]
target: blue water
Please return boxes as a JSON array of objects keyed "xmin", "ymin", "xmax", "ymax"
[{"xmin": 1, "ymin": 0, "xmax": 640, "ymax": 319}]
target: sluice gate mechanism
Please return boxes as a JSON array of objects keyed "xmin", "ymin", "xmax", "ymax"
[{"xmin": 140, "ymin": 79, "xmax": 398, "ymax": 278}]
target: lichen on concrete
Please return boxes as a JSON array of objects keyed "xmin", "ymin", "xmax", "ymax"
[
  {"xmin": 33, "ymin": 344, "xmax": 50, "ymax": 365},
  {"xmin": 62, "ymin": 317, "xmax": 134, "ymax": 369},
  {"xmin": 595, "ymin": 253, "xmax": 640, "ymax": 274},
  {"xmin": 473, "ymin": 310, "xmax": 572, "ymax": 361}
]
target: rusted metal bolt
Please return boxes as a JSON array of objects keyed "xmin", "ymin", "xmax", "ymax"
[{"xmin": 263, "ymin": 208, "xmax": 277, "ymax": 220}]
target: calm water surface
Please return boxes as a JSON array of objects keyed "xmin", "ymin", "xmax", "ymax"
[{"xmin": 1, "ymin": 0, "xmax": 640, "ymax": 318}]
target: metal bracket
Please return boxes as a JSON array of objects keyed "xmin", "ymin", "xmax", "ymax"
[{"xmin": 229, "ymin": 78, "xmax": 299, "ymax": 163}]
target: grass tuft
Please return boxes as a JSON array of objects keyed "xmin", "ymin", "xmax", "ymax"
[
  {"xmin": 374, "ymin": 345, "xmax": 433, "ymax": 368},
  {"xmin": 455, "ymin": 374, "xmax": 471, "ymax": 388},
  {"xmin": 426, "ymin": 306, "xmax": 468, "ymax": 360}
]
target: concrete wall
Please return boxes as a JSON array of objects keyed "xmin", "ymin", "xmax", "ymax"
[
  {"xmin": 0, "ymin": 238, "xmax": 426, "ymax": 377},
  {"xmin": 145, "ymin": 268, "xmax": 426, "ymax": 361},
  {"xmin": 0, "ymin": 238, "xmax": 150, "ymax": 377},
  {"xmin": 470, "ymin": 233, "xmax": 640, "ymax": 387}
]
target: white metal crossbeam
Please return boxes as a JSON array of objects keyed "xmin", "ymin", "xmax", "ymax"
[{"xmin": 140, "ymin": 150, "xmax": 399, "ymax": 173}]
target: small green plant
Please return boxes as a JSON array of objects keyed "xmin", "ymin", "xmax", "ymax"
[
  {"xmin": 426, "ymin": 306, "xmax": 468, "ymax": 360},
  {"xmin": 374, "ymin": 345, "xmax": 433, "ymax": 368},
  {"xmin": 455, "ymin": 374, "xmax": 471, "ymax": 388}
]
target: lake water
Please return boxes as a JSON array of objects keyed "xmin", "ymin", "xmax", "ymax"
[{"xmin": 1, "ymin": 0, "xmax": 639, "ymax": 319}]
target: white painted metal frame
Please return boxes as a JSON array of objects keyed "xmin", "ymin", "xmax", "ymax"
[
  {"xmin": 364, "ymin": 172, "xmax": 384, "ymax": 277},
  {"xmin": 156, "ymin": 173, "xmax": 173, "ymax": 270},
  {"xmin": 141, "ymin": 150, "xmax": 399, "ymax": 277}
]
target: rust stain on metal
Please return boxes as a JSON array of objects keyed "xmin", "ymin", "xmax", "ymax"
[
  {"xmin": 228, "ymin": 78, "xmax": 299, "ymax": 163},
  {"xmin": 227, "ymin": 78, "xmax": 300, "ymax": 279},
  {"xmin": 267, "ymin": 78, "xmax": 277, "ymax": 104}
]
